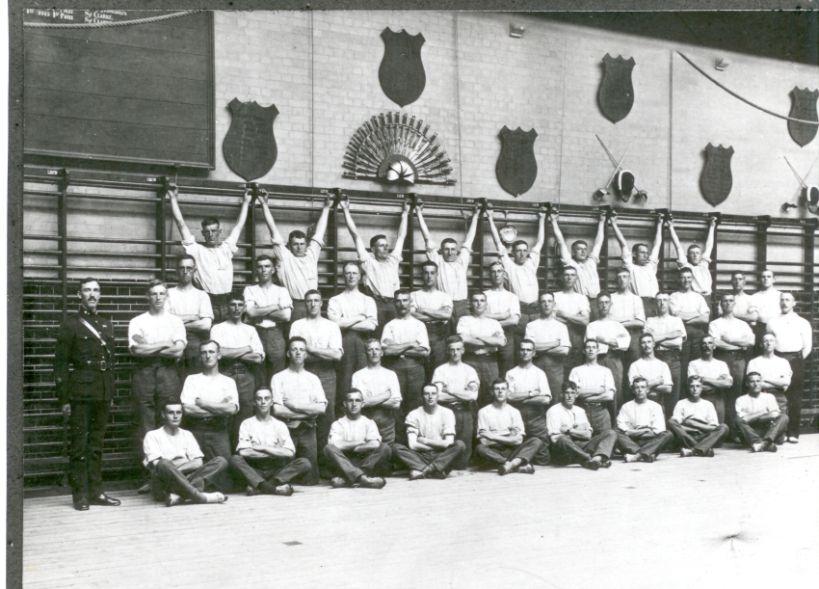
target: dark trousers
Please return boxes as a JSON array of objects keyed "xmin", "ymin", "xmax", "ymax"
[
  {"xmin": 736, "ymin": 415, "xmax": 789, "ymax": 447},
  {"xmin": 465, "ymin": 354, "xmax": 500, "ymax": 406},
  {"xmin": 424, "ymin": 321, "xmax": 450, "ymax": 376},
  {"xmin": 149, "ymin": 456, "xmax": 227, "ymax": 503},
  {"xmin": 714, "ymin": 350, "xmax": 747, "ymax": 433},
  {"xmin": 779, "ymin": 352, "xmax": 805, "ymax": 438},
  {"xmin": 702, "ymin": 390, "xmax": 727, "ymax": 425},
  {"xmin": 514, "ymin": 303, "xmax": 540, "ymax": 364},
  {"xmin": 222, "ymin": 362, "xmax": 259, "ymax": 444},
  {"xmin": 499, "ymin": 325, "xmax": 517, "ymax": 375},
  {"xmin": 551, "ymin": 430, "xmax": 618, "ymax": 464},
  {"xmin": 208, "ymin": 293, "xmax": 231, "ymax": 324},
  {"xmin": 182, "ymin": 331, "xmax": 207, "ymax": 376},
  {"xmin": 474, "ymin": 437, "xmax": 543, "ymax": 467},
  {"xmin": 338, "ymin": 329, "xmax": 369, "ymax": 404},
  {"xmin": 256, "ymin": 326, "xmax": 286, "ymax": 385},
  {"xmin": 323, "ymin": 443, "xmax": 392, "ymax": 483},
  {"xmin": 566, "ymin": 324, "xmax": 586, "ymax": 369},
  {"xmin": 681, "ymin": 323, "xmax": 707, "ymax": 380},
  {"xmin": 440, "ymin": 401, "xmax": 475, "ymax": 469},
  {"xmin": 362, "ymin": 406, "xmax": 397, "ymax": 445},
  {"xmin": 385, "ymin": 356, "xmax": 426, "ymax": 420},
  {"xmin": 373, "ymin": 298, "xmax": 396, "ymax": 338},
  {"xmin": 393, "ymin": 441, "xmax": 466, "ymax": 475},
  {"xmin": 510, "ymin": 403, "xmax": 551, "ymax": 465},
  {"xmin": 615, "ymin": 431, "xmax": 673, "ymax": 458},
  {"xmin": 132, "ymin": 361, "xmax": 181, "ymax": 456},
  {"xmin": 67, "ymin": 399, "xmax": 109, "ymax": 499},
  {"xmin": 186, "ymin": 420, "xmax": 232, "ymax": 464},
  {"xmin": 228, "ymin": 454, "xmax": 312, "ymax": 488},
  {"xmin": 579, "ymin": 401, "xmax": 612, "ymax": 434},
  {"xmin": 305, "ymin": 360, "xmax": 337, "ymax": 451},
  {"xmin": 289, "ymin": 422, "xmax": 319, "ymax": 485},
  {"xmin": 668, "ymin": 421, "xmax": 729, "ymax": 452},
  {"xmin": 599, "ymin": 352, "xmax": 625, "ymax": 415},
  {"xmin": 655, "ymin": 349, "xmax": 682, "ymax": 418},
  {"xmin": 534, "ymin": 353, "xmax": 566, "ymax": 405},
  {"xmin": 641, "ymin": 297, "xmax": 658, "ymax": 318},
  {"xmin": 451, "ymin": 300, "xmax": 470, "ymax": 332}
]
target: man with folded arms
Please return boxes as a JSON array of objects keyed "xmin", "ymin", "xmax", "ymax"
[
  {"xmin": 668, "ymin": 375, "xmax": 729, "ymax": 457},
  {"xmin": 525, "ymin": 292, "xmax": 571, "ymax": 403},
  {"xmin": 166, "ymin": 255, "xmax": 214, "ymax": 375},
  {"xmin": 431, "ymin": 336, "xmax": 480, "ymax": 469},
  {"xmin": 627, "ymin": 333, "xmax": 674, "ymax": 414},
  {"xmin": 410, "ymin": 260, "xmax": 454, "ymax": 370},
  {"xmin": 552, "ymin": 267, "xmax": 590, "ymax": 367},
  {"xmin": 735, "ymin": 372, "xmax": 789, "ymax": 453},
  {"xmin": 644, "ymin": 294, "xmax": 686, "ymax": 411},
  {"xmin": 746, "ymin": 333, "xmax": 792, "ymax": 412},
  {"xmin": 567, "ymin": 340, "xmax": 616, "ymax": 433},
  {"xmin": 609, "ymin": 268, "xmax": 646, "ymax": 366},
  {"xmin": 669, "ymin": 267, "xmax": 710, "ymax": 377},
  {"xmin": 393, "ymin": 383, "xmax": 466, "ymax": 480},
  {"xmin": 475, "ymin": 379, "xmax": 543, "ymax": 475},
  {"xmin": 546, "ymin": 381, "xmax": 617, "ymax": 470},
  {"xmin": 324, "ymin": 390, "xmax": 391, "ymax": 489},
  {"xmin": 687, "ymin": 335, "xmax": 734, "ymax": 425},
  {"xmin": 615, "ymin": 377, "xmax": 673, "ymax": 463},
  {"xmin": 457, "ymin": 291, "xmax": 507, "ymax": 405},
  {"xmin": 709, "ymin": 293, "xmax": 754, "ymax": 429},
  {"xmin": 505, "ymin": 339, "xmax": 552, "ymax": 465},
  {"xmin": 351, "ymin": 339, "xmax": 402, "ymax": 445},
  {"xmin": 143, "ymin": 402, "xmax": 228, "ymax": 507},
  {"xmin": 585, "ymin": 292, "xmax": 631, "ymax": 413},
  {"xmin": 483, "ymin": 261, "xmax": 521, "ymax": 374},
  {"xmin": 229, "ymin": 388, "xmax": 311, "ymax": 496}
]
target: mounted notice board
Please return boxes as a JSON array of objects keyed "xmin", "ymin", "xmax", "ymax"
[{"xmin": 23, "ymin": 9, "xmax": 214, "ymax": 169}]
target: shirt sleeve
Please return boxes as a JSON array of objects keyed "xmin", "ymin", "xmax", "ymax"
[
  {"xmin": 199, "ymin": 291, "xmax": 214, "ymax": 319},
  {"xmin": 127, "ymin": 317, "xmax": 140, "ymax": 349},
  {"xmin": 326, "ymin": 297, "xmax": 342, "ymax": 323},
  {"xmin": 660, "ymin": 361, "xmax": 673, "ymax": 386},
  {"xmin": 415, "ymin": 321, "xmax": 430, "ymax": 352},
  {"xmin": 249, "ymin": 328, "xmax": 265, "ymax": 358},
  {"xmin": 603, "ymin": 368, "xmax": 616, "ymax": 401},
  {"xmin": 308, "ymin": 238, "xmax": 323, "ymax": 256},
  {"xmin": 633, "ymin": 296, "xmax": 646, "ymax": 322},
  {"xmin": 558, "ymin": 322, "xmax": 571, "ymax": 348},
  {"xmin": 179, "ymin": 376, "xmax": 195, "ymax": 406},
  {"xmin": 235, "ymin": 418, "xmax": 253, "ymax": 451},
  {"xmin": 405, "ymin": 410, "xmax": 421, "ymax": 436},
  {"xmin": 671, "ymin": 401, "xmax": 684, "ymax": 422},
  {"xmin": 389, "ymin": 370, "xmax": 402, "ymax": 402},
  {"xmin": 546, "ymin": 407, "xmax": 563, "ymax": 438},
  {"xmin": 329, "ymin": 323, "xmax": 343, "ymax": 352},
  {"xmin": 183, "ymin": 430, "xmax": 204, "ymax": 461},
  {"xmin": 224, "ymin": 378, "xmax": 239, "ymax": 408},
  {"xmin": 380, "ymin": 322, "xmax": 395, "ymax": 346},
  {"xmin": 365, "ymin": 296, "xmax": 378, "ymax": 324},
  {"xmin": 309, "ymin": 374, "xmax": 328, "ymax": 405},
  {"xmin": 801, "ymin": 319, "xmax": 813, "ymax": 356},
  {"xmin": 279, "ymin": 423, "xmax": 297, "ymax": 453},
  {"xmin": 223, "ymin": 234, "xmax": 239, "ymax": 253},
  {"xmin": 328, "ymin": 420, "xmax": 343, "ymax": 447},
  {"xmin": 705, "ymin": 401, "xmax": 719, "ymax": 425},
  {"xmin": 697, "ymin": 294, "xmax": 710, "ymax": 317},
  {"xmin": 511, "ymin": 407, "xmax": 526, "ymax": 436},
  {"xmin": 182, "ymin": 236, "xmax": 198, "ymax": 249},
  {"xmin": 614, "ymin": 324, "xmax": 630, "ymax": 350},
  {"xmin": 442, "ymin": 409, "xmax": 457, "ymax": 437},
  {"xmin": 172, "ymin": 317, "xmax": 187, "ymax": 345},
  {"xmin": 270, "ymin": 374, "xmax": 284, "ymax": 404},
  {"xmin": 476, "ymin": 409, "xmax": 489, "ymax": 437},
  {"xmin": 651, "ymin": 403, "xmax": 667, "ymax": 433},
  {"xmin": 765, "ymin": 394, "xmax": 780, "ymax": 415},
  {"xmin": 243, "ymin": 286, "xmax": 258, "ymax": 309},
  {"xmin": 538, "ymin": 369, "xmax": 551, "ymax": 399},
  {"xmin": 365, "ymin": 418, "xmax": 382, "ymax": 443},
  {"xmin": 142, "ymin": 431, "xmax": 162, "ymax": 466},
  {"xmin": 616, "ymin": 405, "xmax": 631, "ymax": 432}
]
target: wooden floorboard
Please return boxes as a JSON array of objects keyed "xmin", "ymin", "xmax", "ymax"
[{"xmin": 23, "ymin": 435, "xmax": 819, "ymax": 588}]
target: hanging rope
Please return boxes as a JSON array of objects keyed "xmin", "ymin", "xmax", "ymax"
[
  {"xmin": 676, "ymin": 50, "xmax": 818, "ymax": 126},
  {"xmin": 24, "ymin": 10, "xmax": 199, "ymax": 29}
]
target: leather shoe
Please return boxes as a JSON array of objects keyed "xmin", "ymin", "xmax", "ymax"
[
  {"xmin": 72, "ymin": 497, "xmax": 89, "ymax": 511},
  {"xmin": 89, "ymin": 493, "xmax": 121, "ymax": 506}
]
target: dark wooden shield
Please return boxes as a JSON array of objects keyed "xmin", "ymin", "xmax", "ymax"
[
  {"xmin": 495, "ymin": 126, "xmax": 538, "ymax": 197},
  {"xmin": 597, "ymin": 54, "xmax": 635, "ymax": 124},
  {"xmin": 378, "ymin": 28, "xmax": 426, "ymax": 107},
  {"xmin": 787, "ymin": 87, "xmax": 818, "ymax": 147},
  {"xmin": 699, "ymin": 143, "xmax": 734, "ymax": 207},
  {"xmin": 222, "ymin": 98, "xmax": 278, "ymax": 182}
]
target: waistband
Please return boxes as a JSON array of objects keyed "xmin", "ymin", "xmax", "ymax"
[
  {"xmin": 655, "ymin": 348, "xmax": 682, "ymax": 356},
  {"xmin": 578, "ymin": 400, "xmax": 608, "ymax": 408},
  {"xmin": 777, "ymin": 351, "xmax": 803, "ymax": 360},
  {"xmin": 255, "ymin": 324, "xmax": 283, "ymax": 331},
  {"xmin": 465, "ymin": 351, "xmax": 499, "ymax": 360},
  {"xmin": 207, "ymin": 293, "xmax": 233, "ymax": 304},
  {"xmin": 134, "ymin": 357, "xmax": 178, "ymax": 368},
  {"xmin": 520, "ymin": 302, "xmax": 540, "ymax": 313},
  {"xmin": 438, "ymin": 399, "xmax": 476, "ymax": 409},
  {"xmin": 221, "ymin": 360, "xmax": 254, "ymax": 373},
  {"xmin": 184, "ymin": 415, "xmax": 229, "ymax": 429},
  {"xmin": 714, "ymin": 349, "xmax": 747, "ymax": 357},
  {"xmin": 373, "ymin": 295, "xmax": 395, "ymax": 304}
]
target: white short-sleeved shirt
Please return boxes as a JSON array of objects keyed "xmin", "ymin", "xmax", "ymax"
[
  {"xmin": 457, "ymin": 315, "xmax": 506, "ymax": 349},
  {"xmin": 767, "ymin": 312, "xmax": 812, "ymax": 355},
  {"xmin": 553, "ymin": 291, "xmax": 590, "ymax": 322},
  {"xmin": 143, "ymin": 426, "xmax": 203, "ymax": 467},
  {"xmin": 484, "ymin": 289, "xmax": 521, "ymax": 321},
  {"xmin": 410, "ymin": 289, "xmax": 454, "ymax": 318},
  {"xmin": 431, "ymin": 362, "xmax": 480, "ymax": 402},
  {"xmin": 628, "ymin": 358, "xmax": 673, "ymax": 389},
  {"xmin": 645, "ymin": 315, "xmax": 686, "ymax": 350},
  {"xmin": 360, "ymin": 252, "xmax": 401, "ymax": 298},
  {"xmin": 272, "ymin": 240, "xmax": 322, "ymax": 301},
  {"xmin": 735, "ymin": 392, "xmax": 780, "ymax": 421},
  {"xmin": 236, "ymin": 416, "xmax": 296, "ymax": 453},
  {"xmin": 562, "ymin": 255, "xmax": 600, "ymax": 298},
  {"xmin": 505, "ymin": 364, "xmax": 551, "ymax": 400},
  {"xmin": 180, "ymin": 373, "xmax": 239, "ymax": 409},
  {"xmin": 270, "ymin": 368, "xmax": 327, "ymax": 427},
  {"xmin": 500, "ymin": 254, "xmax": 540, "ymax": 304},
  {"xmin": 405, "ymin": 406, "xmax": 456, "ymax": 441},
  {"xmin": 749, "ymin": 289, "xmax": 782, "ymax": 324},
  {"xmin": 381, "ymin": 316, "xmax": 430, "ymax": 353},
  {"xmin": 166, "ymin": 286, "xmax": 214, "ymax": 321},
  {"xmin": 128, "ymin": 311, "xmax": 187, "ymax": 349},
  {"xmin": 427, "ymin": 249, "xmax": 471, "ymax": 301},
  {"xmin": 477, "ymin": 403, "xmax": 526, "ymax": 437},
  {"xmin": 678, "ymin": 257, "xmax": 713, "ymax": 296},
  {"xmin": 327, "ymin": 290, "xmax": 378, "ymax": 329},
  {"xmin": 210, "ymin": 321, "xmax": 265, "ymax": 358},
  {"xmin": 567, "ymin": 364, "xmax": 615, "ymax": 401},
  {"xmin": 669, "ymin": 291, "xmax": 710, "ymax": 320},
  {"xmin": 352, "ymin": 366, "xmax": 402, "ymax": 405},
  {"xmin": 329, "ymin": 415, "xmax": 381, "ymax": 447},
  {"xmin": 525, "ymin": 318, "xmax": 571, "ymax": 352},
  {"xmin": 182, "ymin": 239, "xmax": 238, "ymax": 295},
  {"xmin": 687, "ymin": 358, "xmax": 731, "ymax": 385},
  {"xmin": 616, "ymin": 399, "xmax": 667, "ymax": 434},
  {"xmin": 289, "ymin": 317, "xmax": 343, "ymax": 356},
  {"xmin": 746, "ymin": 355, "xmax": 792, "ymax": 391},
  {"xmin": 243, "ymin": 283, "xmax": 293, "ymax": 329},
  {"xmin": 623, "ymin": 256, "xmax": 659, "ymax": 298},
  {"xmin": 585, "ymin": 319, "xmax": 630, "ymax": 354},
  {"xmin": 546, "ymin": 403, "xmax": 591, "ymax": 441},
  {"xmin": 609, "ymin": 291, "xmax": 646, "ymax": 324},
  {"xmin": 708, "ymin": 317, "xmax": 754, "ymax": 350},
  {"xmin": 720, "ymin": 292, "xmax": 753, "ymax": 319},
  {"xmin": 671, "ymin": 398, "xmax": 719, "ymax": 425}
]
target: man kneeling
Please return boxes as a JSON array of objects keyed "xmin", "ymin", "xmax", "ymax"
[
  {"xmin": 475, "ymin": 379, "xmax": 543, "ymax": 475},
  {"xmin": 324, "ymin": 389, "xmax": 391, "ymax": 489},
  {"xmin": 735, "ymin": 372, "xmax": 789, "ymax": 453},
  {"xmin": 142, "ymin": 403, "xmax": 228, "ymax": 506},
  {"xmin": 546, "ymin": 381, "xmax": 617, "ymax": 470},
  {"xmin": 229, "ymin": 388, "xmax": 312, "ymax": 496},
  {"xmin": 394, "ymin": 383, "xmax": 466, "ymax": 480},
  {"xmin": 615, "ymin": 377, "xmax": 673, "ymax": 463}
]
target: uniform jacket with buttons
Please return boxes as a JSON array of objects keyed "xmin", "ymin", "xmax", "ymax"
[{"xmin": 54, "ymin": 307, "xmax": 117, "ymax": 405}]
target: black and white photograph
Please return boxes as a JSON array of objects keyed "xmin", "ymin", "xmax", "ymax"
[{"xmin": 6, "ymin": 2, "xmax": 819, "ymax": 587}]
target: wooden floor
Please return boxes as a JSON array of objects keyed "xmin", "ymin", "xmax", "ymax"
[{"xmin": 23, "ymin": 436, "xmax": 819, "ymax": 589}]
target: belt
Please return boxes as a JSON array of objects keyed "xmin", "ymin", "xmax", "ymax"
[
  {"xmin": 656, "ymin": 349, "xmax": 681, "ymax": 356},
  {"xmin": 134, "ymin": 357, "xmax": 178, "ymax": 368},
  {"xmin": 465, "ymin": 351, "xmax": 498, "ymax": 359},
  {"xmin": 185, "ymin": 415, "xmax": 229, "ymax": 429},
  {"xmin": 74, "ymin": 359, "xmax": 110, "ymax": 371},
  {"xmin": 520, "ymin": 302, "xmax": 539, "ymax": 313},
  {"xmin": 255, "ymin": 324, "xmax": 281, "ymax": 331},
  {"xmin": 439, "ymin": 399, "xmax": 476, "ymax": 409},
  {"xmin": 715, "ymin": 349, "xmax": 747, "ymax": 356},
  {"xmin": 208, "ymin": 293, "xmax": 232, "ymax": 304},
  {"xmin": 221, "ymin": 359, "xmax": 253, "ymax": 372},
  {"xmin": 580, "ymin": 401, "xmax": 607, "ymax": 408},
  {"xmin": 777, "ymin": 351, "xmax": 803, "ymax": 360}
]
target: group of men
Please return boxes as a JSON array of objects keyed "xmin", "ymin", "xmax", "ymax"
[{"xmin": 55, "ymin": 191, "xmax": 813, "ymax": 509}]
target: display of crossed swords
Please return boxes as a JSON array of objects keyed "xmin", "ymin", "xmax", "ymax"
[
  {"xmin": 781, "ymin": 155, "xmax": 819, "ymax": 214},
  {"xmin": 593, "ymin": 134, "xmax": 648, "ymax": 203}
]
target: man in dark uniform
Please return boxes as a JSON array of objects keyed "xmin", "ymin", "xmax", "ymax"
[{"xmin": 54, "ymin": 277, "xmax": 121, "ymax": 511}]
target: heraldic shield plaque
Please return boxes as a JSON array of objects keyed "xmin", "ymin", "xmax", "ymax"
[
  {"xmin": 495, "ymin": 126, "xmax": 538, "ymax": 197},
  {"xmin": 222, "ymin": 98, "xmax": 279, "ymax": 182},
  {"xmin": 787, "ymin": 87, "xmax": 818, "ymax": 147},
  {"xmin": 378, "ymin": 28, "xmax": 426, "ymax": 107},
  {"xmin": 699, "ymin": 143, "xmax": 734, "ymax": 207},
  {"xmin": 597, "ymin": 54, "xmax": 635, "ymax": 124}
]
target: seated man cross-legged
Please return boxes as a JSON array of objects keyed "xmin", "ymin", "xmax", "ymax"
[
  {"xmin": 735, "ymin": 372, "xmax": 789, "ymax": 453},
  {"xmin": 615, "ymin": 377, "xmax": 673, "ymax": 463},
  {"xmin": 668, "ymin": 375, "xmax": 729, "ymax": 458},
  {"xmin": 393, "ymin": 383, "xmax": 466, "ymax": 480},
  {"xmin": 323, "ymin": 390, "xmax": 392, "ymax": 489}
]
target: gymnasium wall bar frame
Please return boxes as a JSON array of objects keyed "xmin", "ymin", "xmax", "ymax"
[{"xmin": 21, "ymin": 164, "xmax": 819, "ymax": 490}]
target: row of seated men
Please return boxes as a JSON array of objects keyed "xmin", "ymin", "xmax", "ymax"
[{"xmin": 142, "ymin": 334, "xmax": 789, "ymax": 507}]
